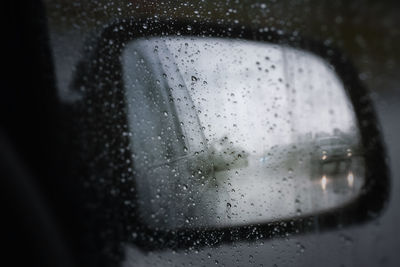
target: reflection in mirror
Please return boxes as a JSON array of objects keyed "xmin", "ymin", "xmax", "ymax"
[{"xmin": 122, "ymin": 37, "xmax": 364, "ymax": 230}]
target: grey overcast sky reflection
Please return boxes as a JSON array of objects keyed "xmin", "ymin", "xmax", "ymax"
[{"xmin": 162, "ymin": 38, "xmax": 356, "ymax": 153}]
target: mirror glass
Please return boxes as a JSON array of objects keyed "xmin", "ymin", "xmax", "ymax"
[{"xmin": 122, "ymin": 37, "xmax": 365, "ymax": 230}]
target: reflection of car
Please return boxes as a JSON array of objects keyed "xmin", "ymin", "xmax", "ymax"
[
  {"xmin": 311, "ymin": 136, "xmax": 353, "ymax": 177},
  {"xmin": 316, "ymin": 136, "xmax": 352, "ymax": 162}
]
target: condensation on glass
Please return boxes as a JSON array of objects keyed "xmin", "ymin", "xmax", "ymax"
[{"xmin": 122, "ymin": 37, "xmax": 365, "ymax": 230}]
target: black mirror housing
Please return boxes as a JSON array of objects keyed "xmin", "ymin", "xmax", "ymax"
[{"xmin": 71, "ymin": 18, "xmax": 390, "ymax": 251}]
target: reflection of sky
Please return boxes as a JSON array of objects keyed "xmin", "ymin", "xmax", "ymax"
[{"xmin": 161, "ymin": 38, "xmax": 357, "ymax": 155}]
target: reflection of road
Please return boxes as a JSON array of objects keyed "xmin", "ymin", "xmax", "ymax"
[{"xmin": 196, "ymin": 155, "xmax": 364, "ymax": 227}]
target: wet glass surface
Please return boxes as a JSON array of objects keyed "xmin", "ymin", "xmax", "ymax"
[{"xmin": 44, "ymin": 1, "xmax": 400, "ymax": 266}]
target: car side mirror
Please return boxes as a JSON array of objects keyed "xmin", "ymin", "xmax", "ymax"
[{"xmin": 72, "ymin": 19, "xmax": 389, "ymax": 250}]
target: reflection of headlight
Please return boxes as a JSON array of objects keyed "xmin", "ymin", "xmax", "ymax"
[
  {"xmin": 322, "ymin": 155, "xmax": 327, "ymax": 160},
  {"xmin": 347, "ymin": 171, "xmax": 354, "ymax": 187},
  {"xmin": 321, "ymin": 175, "xmax": 327, "ymax": 191}
]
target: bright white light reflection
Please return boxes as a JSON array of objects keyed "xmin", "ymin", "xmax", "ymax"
[
  {"xmin": 321, "ymin": 175, "xmax": 327, "ymax": 191},
  {"xmin": 347, "ymin": 171, "xmax": 354, "ymax": 187}
]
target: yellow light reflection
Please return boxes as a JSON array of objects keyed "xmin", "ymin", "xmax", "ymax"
[
  {"xmin": 321, "ymin": 175, "xmax": 327, "ymax": 191},
  {"xmin": 347, "ymin": 171, "xmax": 354, "ymax": 187}
]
